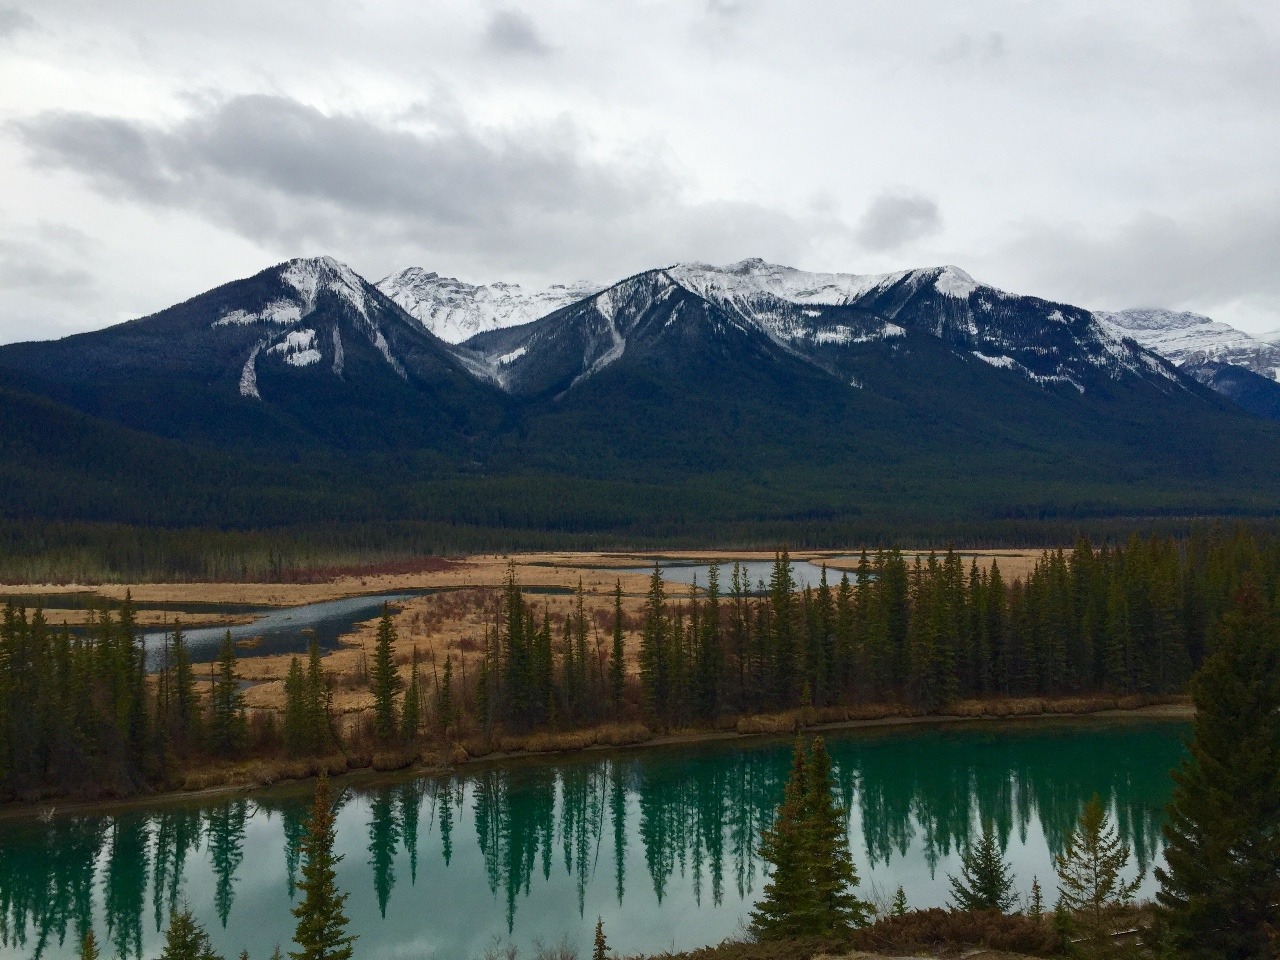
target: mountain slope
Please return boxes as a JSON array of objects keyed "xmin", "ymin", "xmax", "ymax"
[
  {"xmin": 0, "ymin": 256, "xmax": 508, "ymax": 452},
  {"xmin": 377, "ymin": 267, "xmax": 601, "ymax": 343},
  {"xmin": 4, "ymin": 256, "xmax": 1280, "ymax": 536},
  {"xmin": 1097, "ymin": 308, "xmax": 1280, "ymax": 379}
]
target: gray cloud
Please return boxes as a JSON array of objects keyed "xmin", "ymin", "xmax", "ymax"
[
  {"xmin": 856, "ymin": 191, "xmax": 942, "ymax": 251},
  {"xmin": 484, "ymin": 10, "xmax": 550, "ymax": 56},
  {"xmin": 14, "ymin": 94, "xmax": 839, "ymax": 281},
  {"xmin": 0, "ymin": 6, "xmax": 34, "ymax": 38},
  {"xmin": 987, "ymin": 197, "xmax": 1280, "ymax": 323},
  {"xmin": 934, "ymin": 31, "xmax": 1005, "ymax": 65}
]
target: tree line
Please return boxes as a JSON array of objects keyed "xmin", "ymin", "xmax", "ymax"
[{"xmin": 3, "ymin": 527, "xmax": 1280, "ymax": 799}]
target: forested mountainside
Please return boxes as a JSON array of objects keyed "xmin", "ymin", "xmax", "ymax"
[{"xmin": 2, "ymin": 256, "xmax": 1279, "ymax": 569}]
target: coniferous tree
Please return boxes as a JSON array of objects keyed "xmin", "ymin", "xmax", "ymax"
[
  {"xmin": 291, "ymin": 775, "xmax": 355, "ymax": 960},
  {"xmin": 891, "ymin": 886, "xmax": 908, "ymax": 917},
  {"xmin": 283, "ymin": 657, "xmax": 308, "ymax": 756},
  {"xmin": 160, "ymin": 905, "xmax": 223, "ymax": 960},
  {"xmin": 592, "ymin": 917, "xmax": 609, "ymax": 960},
  {"xmin": 639, "ymin": 567, "xmax": 670, "ymax": 719},
  {"xmin": 751, "ymin": 740, "xmax": 817, "ymax": 939},
  {"xmin": 609, "ymin": 582, "xmax": 626, "ymax": 711},
  {"xmin": 207, "ymin": 632, "xmax": 246, "ymax": 756},
  {"xmin": 1155, "ymin": 583, "xmax": 1280, "ymax": 960},
  {"xmin": 370, "ymin": 606, "xmax": 401, "ymax": 743},
  {"xmin": 1028, "ymin": 877, "xmax": 1044, "ymax": 919},
  {"xmin": 436, "ymin": 655, "xmax": 454, "ymax": 733},
  {"xmin": 805, "ymin": 737, "xmax": 872, "ymax": 932},
  {"xmin": 79, "ymin": 930, "xmax": 100, "ymax": 960},
  {"xmin": 1055, "ymin": 794, "xmax": 1141, "ymax": 956},
  {"xmin": 401, "ymin": 647, "xmax": 422, "ymax": 741},
  {"xmin": 949, "ymin": 825, "xmax": 1018, "ymax": 913}
]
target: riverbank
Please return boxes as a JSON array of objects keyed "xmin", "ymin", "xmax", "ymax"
[{"xmin": 0, "ymin": 694, "xmax": 1191, "ymax": 822}]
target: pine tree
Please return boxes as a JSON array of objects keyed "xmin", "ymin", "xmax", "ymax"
[
  {"xmin": 949, "ymin": 825, "xmax": 1018, "ymax": 913},
  {"xmin": 609, "ymin": 582, "xmax": 626, "ymax": 711},
  {"xmin": 639, "ymin": 567, "xmax": 670, "ymax": 719},
  {"xmin": 1155, "ymin": 583, "xmax": 1280, "ymax": 960},
  {"xmin": 160, "ymin": 905, "xmax": 223, "ymax": 960},
  {"xmin": 891, "ymin": 886, "xmax": 908, "ymax": 917},
  {"xmin": 283, "ymin": 657, "xmax": 307, "ymax": 755},
  {"xmin": 1055, "ymin": 794, "xmax": 1140, "ymax": 954},
  {"xmin": 207, "ymin": 632, "xmax": 246, "ymax": 756},
  {"xmin": 370, "ymin": 606, "xmax": 401, "ymax": 743},
  {"xmin": 751, "ymin": 740, "xmax": 818, "ymax": 939},
  {"xmin": 1028, "ymin": 877, "xmax": 1044, "ymax": 919},
  {"xmin": 79, "ymin": 930, "xmax": 100, "ymax": 960},
  {"xmin": 804, "ymin": 737, "xmax": 872, "ymax": 932},
  {"xmin": 401, "ymin": 647, "xmax": 422, "ymax": 741},
  {"xmin": 437, "ymin": 655, "xmax": 454, "ymax": 732},
  {"xmin": 592, "ymin": 916, "xmax": 609, "ymax": 960},
  {"xmin": 290, "ymin": 775, "xmax": 356, "ymax": 960}
]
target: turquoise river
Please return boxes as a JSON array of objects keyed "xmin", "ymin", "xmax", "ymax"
[{"xmin": 0, "ymin": 717, "xmax": 1188, "ymax": 960}]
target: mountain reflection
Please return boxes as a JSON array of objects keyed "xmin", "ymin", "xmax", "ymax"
[{"xmin": 0, "ymin": 721, "xmax": 1186, "ymax": 959}]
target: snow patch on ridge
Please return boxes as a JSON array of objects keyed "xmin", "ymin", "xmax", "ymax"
[
  {"xmin": 239, "ymin": 342, "xmax": 264, "ymax": 398},
  {"xmin": 934, "ymin": 266, "xmax": 979, "ymax": 298},
  {"xmin": 215, "ymin": 300, "xmax": 303, "ymax": 327},
  {"xmin": 268, "ymin": 329, "xmax": 321, "ymax": 367}
]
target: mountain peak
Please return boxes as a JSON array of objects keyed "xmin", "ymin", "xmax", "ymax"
[{"xmin": 376, "ymin": 268, "xmax": 602, "ymax": 343}]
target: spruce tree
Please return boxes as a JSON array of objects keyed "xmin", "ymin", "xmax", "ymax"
[
  {"xmin": 592, "ymin": 917, "xmax": 609, "ymax": 960},
  {"xmin": 804, "ymin": 737, "xmax": 871, "ymax": 932},
  {"xmin": 949, "ymin": 825, "xmax": 1018, "ymax": 913},
  {"xmin": 370, "ymin": 606, "xmax": 401, "ymax": 743},
  {"xmin": 1155, "ymin": 583, "xmax": 1280, "ymax": 960},
  {"xmin": 437, "ymin": 655, "xmax": 453, "ymax": 733},
  {"xmin": 291, "ymin": 775, "xmax": 355, "ymax": 960},
  {"xmin": 401, "ymin": 647, "xmax": 422, "ymax": 741},
  {"xmin": 609, "ymin": 582, "xmax": 626, "ymax": 710},
  {"xmin": 207, "ymin": 632, "xmax": 246, "ymax": 756},
  {"xmin": 891, "ymin": 886, "xmax": 908, "ymax": 917},
  {"xmin": 160, "ymin": 905, "xmax": 223, "ymax": 960},
  {"xmin": 283, "ymin": 657, "xmax": 307, "ymax": 755},
  {"xmin": 639, "ymin": 567, "xmax": 669, "ymax": 719},
  {"xmin": 79, "ymin": 930, "xmax": 100, "ymax": 960},
  {"xmin": 751, "ymin": 740, "xmax": 817, "ymax": 939},
  {"xmin": 1055, "ymin": 794, "xmax": 1140, "ymax": 953},
  {"xmin": 1028, "ymin": 877, "xmax": 1044, "ymax": 919}
]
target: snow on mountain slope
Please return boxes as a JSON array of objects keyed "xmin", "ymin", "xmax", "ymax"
[
  {"xmin": 662, "ymin": 258, "xmax": 1178, "ymax": 394},
  {"xmin": 377, "ymin": 267, "xmax": 602, "ymax": 343},
  {"xmin": 1096, "ymin": 309, "xmax": 1280, "ymax": 381}
]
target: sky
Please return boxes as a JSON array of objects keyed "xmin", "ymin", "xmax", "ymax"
[{"xmin": 1, "ymin": 0, "xmax": 1278, "ymax": 344}]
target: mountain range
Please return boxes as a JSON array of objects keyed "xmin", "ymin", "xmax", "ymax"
[{"xmin": 2, "ymin": 255, "xmax": 1278, "ymax": 542}]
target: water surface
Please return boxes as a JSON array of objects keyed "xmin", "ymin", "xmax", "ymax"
[
  {"xmin": 138, "ymin": 592, "xmax": 425, "ymax": 667},
  {"xmin": 0, "ymin": 717, "xmax": 1186, "ymax": 960}
]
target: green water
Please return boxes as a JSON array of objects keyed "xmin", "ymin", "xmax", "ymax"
[{"xmin": 0, "ymin": 718, "xmax": 1188, "ymax": 960}]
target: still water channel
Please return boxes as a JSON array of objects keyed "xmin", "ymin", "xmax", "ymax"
[{"xmin": 0, "ymin": 718, "xmax": 1186, "ymax": 960}]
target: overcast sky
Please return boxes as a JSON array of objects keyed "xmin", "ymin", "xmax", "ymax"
[{"xmin": 2, "ymin": 0, "xmax": 1278, "ymax": 343}]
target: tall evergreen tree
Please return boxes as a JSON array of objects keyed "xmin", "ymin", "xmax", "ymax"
[
  {"xmin": 370, "ymin": 606, "xmax": 402, "ymax": 743},
  {"xmin": 1155, "ymin": 583, "xmax": 1280, "ymax": 960},
  {"xmin": 160, "ymin": 905, "xmax": 223, "ymax": 960},
  {"xmin": 609, "ymin": 582, "xmax": 626, "ymax": 711},
  {"xmin": 804, "ymin": 737, "xmax": 872, "ymax": 932},
  {"xmin": 751, "ymin": 741, "xmax": 817, "ymax": 939},
  {"xmin": 291, "ymin": 775, "xmax": 355, "ymax": 960},
  {"xmin": 1055, "ymin": 794, "xmax": 1141, "ymax": 956},
  {"xmin": 949, "ymin": 825, "xmax": 1018, "ymax": 913},
  {"xmin": 401, "ymin": 647, "xmax": 422, "ymax": 741},
  {"xmin": 207, "ymin": 632, "xmax": 246, "ymax": 756}
]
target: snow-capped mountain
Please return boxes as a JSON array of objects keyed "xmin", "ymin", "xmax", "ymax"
[
  {"xmin": 377, "ymin": 267, "xmax": 601, "ymax": 344},
  {"xmin": 0, "ymin": 256, "xmax": 502, "ymax": 448},
  {"xmin": 457, "ymin": 258, "xmax": 1180, "ymax": 399},
  {"xmin": 1096, "ymin": 308, "xmax": 1280, "ymax": 381}
]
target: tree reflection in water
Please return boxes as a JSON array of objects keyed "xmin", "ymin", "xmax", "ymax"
[{"xmin": 0, "ymin": 721, "xmax": 1185, "ymax": 960}]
